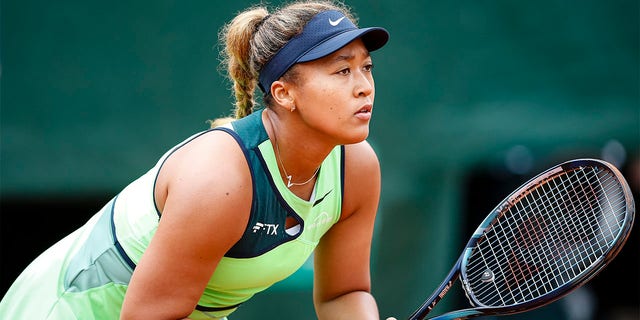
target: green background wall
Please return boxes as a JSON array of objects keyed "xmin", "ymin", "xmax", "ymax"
[{"xmin": 2, "ymin": 0, "xmax": 638, "ymax": 319}]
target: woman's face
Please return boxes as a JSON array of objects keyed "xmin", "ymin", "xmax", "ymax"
[{"xmin": 287, "ymin": 39, "xmax": 376, "ymax": 145}]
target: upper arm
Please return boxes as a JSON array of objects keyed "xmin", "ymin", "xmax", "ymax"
[
  {"xmin": 313, "ymin": 141, "xmax": 381, "ymax": 303},
  {"xmin": 121, "ymin": 131, "xmax": 252, "ymax": 319}
]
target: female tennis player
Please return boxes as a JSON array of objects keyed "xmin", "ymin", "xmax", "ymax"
[{"xmin": 0, "ymin": 1, "xmax": 392, "ymax": 319}]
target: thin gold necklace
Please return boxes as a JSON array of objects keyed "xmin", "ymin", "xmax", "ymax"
[{"xmin": 275, "ymin": 140, "xmax": 320, "ymax": 188}]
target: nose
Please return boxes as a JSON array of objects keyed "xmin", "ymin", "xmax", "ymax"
[{"xmin": 354, "ymin": 71, "xmax": 374, "ymax": 97}]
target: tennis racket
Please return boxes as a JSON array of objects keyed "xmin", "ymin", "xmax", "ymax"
[{"xmin": 408, "ymin": 158, "xmax": 635, "ymax": 320}]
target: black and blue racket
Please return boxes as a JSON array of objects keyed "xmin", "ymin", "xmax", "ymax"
[{"xmin": 409, "ymin": 158, "xmax": 635, "ymax": 320}]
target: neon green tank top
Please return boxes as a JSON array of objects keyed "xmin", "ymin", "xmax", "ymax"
[{"xmin": 113, "ymin": 109, "xmax": 344, "ymax": 318}]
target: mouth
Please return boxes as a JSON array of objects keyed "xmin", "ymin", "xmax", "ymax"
[{"xmin": 356, "ymin": 104, "xmax": 372, "ymax": 115}]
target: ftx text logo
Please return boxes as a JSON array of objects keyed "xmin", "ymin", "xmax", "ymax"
[{"xmin": 252, "ymin": 222, "xmax": 279, "ymax": 235}]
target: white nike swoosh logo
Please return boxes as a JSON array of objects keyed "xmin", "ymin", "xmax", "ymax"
[{"xmin": 329, "ymin": 17, "xmax": 345, "ymax": 26}]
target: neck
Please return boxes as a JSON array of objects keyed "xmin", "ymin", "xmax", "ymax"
[
  {"xmin": 275, "ymin": 139, "xmax": 320, "ymax": 188},
  {"xmin": 262, "ymin": 108, "xmax": 331, "ymax": 188}
]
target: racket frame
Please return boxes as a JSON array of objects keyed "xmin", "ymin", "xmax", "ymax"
[{"xmin": 408, "ymin": 159, "xmax": 635, "ymax": 320}]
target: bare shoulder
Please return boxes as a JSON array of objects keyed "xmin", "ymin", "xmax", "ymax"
[
  {"xmin": 343, "ymin": 140, "xmax": 380, "ymax": 171},
  {"xmin": 341, "ymin": 140, "xmax": 381, "ymax": 220},
  {"xmin": 155, "ymin": 129, "xmax": 252, "ymax": 239}
]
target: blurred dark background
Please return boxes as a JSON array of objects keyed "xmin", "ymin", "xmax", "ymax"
[{"xmin": 1, "ymin": 0, "xmax": 638, "ymax": 319}]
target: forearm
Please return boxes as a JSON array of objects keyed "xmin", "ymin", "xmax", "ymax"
[{"xmin": 315, "ymin": 290, "xmax": 380, "ymax": 320}]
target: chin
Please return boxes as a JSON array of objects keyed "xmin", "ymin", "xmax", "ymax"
[{"xmin": 342, "ymin": 129, "xmax": 369, "ymax": 145}]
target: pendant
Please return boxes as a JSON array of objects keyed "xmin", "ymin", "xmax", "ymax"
[{"xmin": 286, "ymin": 175, "xmax": 293, "ymax": 188}]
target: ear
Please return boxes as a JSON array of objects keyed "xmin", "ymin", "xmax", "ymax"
[{"xmin": 270, "ymin": 80, "xmax": 296, "ymax": 112}]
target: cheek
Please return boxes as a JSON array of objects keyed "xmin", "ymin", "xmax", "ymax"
[
  {"xmin": 312, "ymin": 86, "xmax": 338, "ymax": 110},
  {"xmin": 298, "ymin": 79, "xmax": 345, "ymax": 117},
  {"xmin": 322, "ymin": 93, "xmax": 341, "ymax": 116}
]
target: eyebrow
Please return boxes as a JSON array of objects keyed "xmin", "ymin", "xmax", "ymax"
[
  {"xmin": 330, "ymin": 51, "xmax": 371, "ymax": 63},
  {"xmin": 333, "ymin": 54, "xmax": 355, "ymax": 62}
]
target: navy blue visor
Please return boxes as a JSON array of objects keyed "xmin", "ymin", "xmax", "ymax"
[{"xmin": 258, "ymin": 10, "xmax": 389, "ymax": 94}]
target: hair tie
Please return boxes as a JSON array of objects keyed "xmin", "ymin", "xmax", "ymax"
[{"xmin": 255, "ymin": 14, "xmax": 270, "ymax": 31}]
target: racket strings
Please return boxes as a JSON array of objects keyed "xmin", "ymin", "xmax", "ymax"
[
  {"xmin": 505, "ymin": 168, "xmax": 624, "ymax": 295},
  {"xmin": 465, "ymin": 165, "xmax": 627, "ymax": 307}
]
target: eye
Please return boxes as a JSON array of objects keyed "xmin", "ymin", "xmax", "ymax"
[
  {"xmin": 337, "ymin": 68, "xmax": 351, "ymax": 75},
  {"xmin": 363, "ymin": 63, "xmax": 374, "ymax": 72}
]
